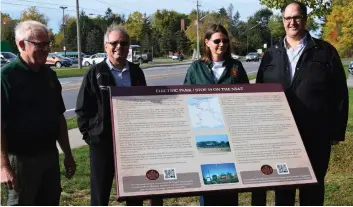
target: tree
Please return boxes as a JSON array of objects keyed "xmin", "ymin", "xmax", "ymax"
[
  {"xmin": 124, "ymin": 11, "xmax": 144, "ymax": 43},
  {"xmin": 86, "ymin": 29, "xmax": 104, "ymax": 54},
  {"xmin": 20, "ymin": 6, "xmax": 49, "ymax": 25},
  {"xmin": 67, "ymin": 22, "xmax": 78, "ymax": 51},
  {"xmin": 175, "ymin": 30, "xmax": 190, "ymax": 54},
  {"xmin": 323, "ymin": 1, "xmax": 353, "ymax": 57},
  {"xmin": 1, "ymin": 13, "xmax": 18, "ymax": 53},
  {"xmin": 159, "ymin": 29, "xmax": 173, "ymax": 55},
  {"xmin": 139, "ymin": 14, "xmax": 152, "ymax": 50},
  {"xmin": 259, "ymin": 0, "xmax": 331, "ymax": 18},
  {"xmin": 245, "ymin": 8, "xmax": 273, "ymax": 53},
  {"xmin": 268, "ymin": 15, "xmax": 285, "ymax": 44},
  {"xmin": 104, "ymin": 7, "xmax": 123, "ymax": 26}
]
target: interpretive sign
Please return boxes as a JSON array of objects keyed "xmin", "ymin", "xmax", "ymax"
[{"xmin": 110, "ymin": 83, "xmax": 316, "ymax": 200}]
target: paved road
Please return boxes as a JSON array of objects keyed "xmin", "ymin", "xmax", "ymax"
[{"xmin": 60, "ymin": 62, "xmax": 261, "ymax": 118}]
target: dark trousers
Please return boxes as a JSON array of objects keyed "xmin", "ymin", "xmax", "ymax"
[
  {"xmin": 251, "ymin": 190, "xmax": 267, "ymax": 206},
  {"xmin": 275, "ymin": 143, "xmax": 331, "ymax": 206},
  {"xmin": 6, "ymin": 151, "xmax": 61, "ymax": 206},
  {"xmin": 200, "ymin": 192, "xmax": 238, "ymax": 206},
  {"xmin": 89, "ymin": 140, "xmax": 163, "ymax": 206}
]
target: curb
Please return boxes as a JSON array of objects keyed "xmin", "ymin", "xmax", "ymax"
[{"xmin": 141, "ymin": 61, "xmax": 193, "ymax": 70}]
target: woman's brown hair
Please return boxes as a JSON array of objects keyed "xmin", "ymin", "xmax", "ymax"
[{"xmin": 201, "ymin": 24, "xmax": 231, "ymax": 62}]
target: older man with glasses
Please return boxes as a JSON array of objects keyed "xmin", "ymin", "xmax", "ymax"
[
  {"xmin": 1, "ymin": 20, "xmax": 76, "ymax": 206},
  {"xmin": 75, "ymin": 23, "xmax": 163, "ymax": 206},
  {"xmin": 253, "ymin": 1, "xmax": 348, "ymax": 206}
]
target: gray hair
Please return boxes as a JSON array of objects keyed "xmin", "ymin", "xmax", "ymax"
[
  {"xmin": 15, "ymin": 20, "xmax": 49, "ymax": 51},
  {"xmin": 15, "ymin": 20, "xmax": 49, "ymax": 42},
  {"xmin": 104, "ymin": 23, "xmax": 130, "ymax": 45}
]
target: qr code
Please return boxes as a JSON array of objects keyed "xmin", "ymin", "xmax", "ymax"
[
  {"xmin": 276, "ymin": 163, "xmax": 290, "ymax": 175},
  {"xmin": 163, "ymin": 168, "xmax": 177, "ymax": 180}
]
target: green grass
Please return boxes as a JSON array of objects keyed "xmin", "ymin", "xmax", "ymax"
[
  {"xmin": 55, "ymin": 61, "xmax": 191, "ymax": 78},
  {"xmin": 56, "ymin": 67, "xmax": 89, "ymax": 78},
  {"xmin": 248, "ymin": 74, "xmax": 257, "ymax": 80},
  {"xmin": 342, "ymin": 57, "xmax": 352, "ymax": 62},
  {"xmin": 344, "ymin": 64, "xmax": 349, "ymax": 78},
  {"xmin": 67, "ymin": 117, "xmax": 78, "ymax": 130}
]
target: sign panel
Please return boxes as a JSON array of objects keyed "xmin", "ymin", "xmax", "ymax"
[{"xmin": 110, "ymin": 84, "xmax": 316, "ymax": 200}]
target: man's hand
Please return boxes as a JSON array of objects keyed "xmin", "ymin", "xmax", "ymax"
[
  {"xmin": 64, "ymin": 155, "xmax": 76, "ymax": 179},
  {"xmin": 1, "ymin": 165, "xmax": 18, "ymax": 191},
  {"xmin": 331, "ymin": 140, "xmax": 340, "ymax": 145}
]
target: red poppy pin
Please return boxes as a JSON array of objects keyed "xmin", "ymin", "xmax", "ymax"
[{"xmin": 231, "ymin": 68, "xmax": 238, "ymax": 78}]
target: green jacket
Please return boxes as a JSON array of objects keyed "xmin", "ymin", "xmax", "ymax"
[{"xmin": 183, "ymin": 58, "xmax": 249, "ymax": 85}]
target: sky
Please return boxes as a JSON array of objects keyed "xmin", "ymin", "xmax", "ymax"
[
  {"xmin": 195, "ymin": 134, "xmax": 229, "ymax": 143},
  {"xmin": 1, "ymin": 0, "xmax": 265, "ymax": 33},
  {"xmin": 201, "ymin": 163, "xmax": 237, "ymax": 176}
]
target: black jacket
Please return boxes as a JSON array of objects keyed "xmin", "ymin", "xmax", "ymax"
[
  {"xmin": 256, "ymin": 33, "xmax": 348, "ymax": 145},
  {"xmin": 75, "ymin": 60, "xmax": 146, "ymax": 144}
]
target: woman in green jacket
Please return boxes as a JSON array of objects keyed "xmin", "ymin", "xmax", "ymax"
[
  {"xmin": 184, "ymin": 24, "xmax": 249, "ymax": 86},
  {"xmin": 183, "ymin": 24, "xmax": 249, "ymax": 206}
]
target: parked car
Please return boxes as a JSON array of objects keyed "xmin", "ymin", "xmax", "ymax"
[
  {"xmin": 172, "ymin": 53, "xmax": 184, "ymax": 61},
  {"xmin": 231, "ymin": 53, "xmax": 240, "ymax": 60},
  {"xmin": 46, "ymin": 53, "xmax": 72, "ymax": 68},
  {"xmin": 246, "ymin": 52, "xmax": 260, "ymax": 62},
  {"xmin": 349, "ymin": 60, "xmax": 353, "ymax": 75},
  {"xmin": 82, "ymin": 55, "xmax": 93, "ymax": 66},
  {"xmin": 81, "ymin": 53, "xmax": 106, "ymax": 66},
  {"xmin": 69, "ymin": 57, "xmax": 78, "ymax": 64},
  {"xmin": 0, "ymin": 52, "xmax": 17, "ymax": 64}
]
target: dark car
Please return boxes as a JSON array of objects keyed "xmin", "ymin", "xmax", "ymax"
[
  {"xmin": 46, "ymin": 53, "xmax": 72, "ymax": 68},
  {"xmin": 348, "ymin": 60, "xmax": 353, "ymax": 75},
  {"xmin": 70, "ymin": 57, "xmax": 79, "ymax": 64}
]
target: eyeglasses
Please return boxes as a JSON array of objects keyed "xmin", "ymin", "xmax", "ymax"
[
  {"xmin": 211, "ymin": 38, "xmax": 229, "ymax": 44},
  {"xmin": 24, "ymin": 39, "xmax": 51, "ymax": 48},
  {"xmin": 106, "ymin": 40, "xmax": 129, "ymax": 47},
  {"xmin": 283, "ymin": 15, "xmax": 304, "ymax": 22}
]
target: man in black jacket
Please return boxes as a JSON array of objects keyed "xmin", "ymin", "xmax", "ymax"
[
  {"xmin": 254, "ymin": 1, "xmax": 348, "ymax": 206},
  {"xmin": 75, "ymin": 24, "xmax": 162, "ymax": 206}
]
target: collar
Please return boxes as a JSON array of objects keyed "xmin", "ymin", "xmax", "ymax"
[
  {"xmin": 205, "ymin": 57, "xmax": 232, "ymax": 68},
  {"xmin": 276, "ymin": 32, "xmax": 317, "ymax": 51},
  {"xmin": 284, "ymin": 34, "xmax": 307, "ymax": 50},
  {"xmin": 106, "ymin": 58, "xmax": 129, "ymax": 71},
  {"xmin": 14, "ymin": 55, "xmax": 45, "ymax": 72}
]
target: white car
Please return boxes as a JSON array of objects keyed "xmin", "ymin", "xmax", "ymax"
[
  {"xmin": 172, "ymin": 54, "xmax": 184, "ymax": 60},
  {"xmin": 82, "ymin": 55, "xmax": 92, "ymax": 66},
  {"xmin": 82, "ymin": 53, "xmax": 107, "ymax": 66},
  {"xmin": 231, "ymin": 54, "xmax": 240, "ymax": 60}
]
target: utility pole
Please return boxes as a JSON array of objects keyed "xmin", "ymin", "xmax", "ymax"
[
  {"xmin": 246, "ymin": 21, "xmax": 249, "ymax": 54},
  {"xmin": 76, "ymin": 0, "xmax": 82, "ymax": 69},
  {"xmin": 60, "ymin": 6, "xmax": 67, "ymax": 56},
  {"xmin": 196, "ymin": 0, "xmax": 201, "ymax": 59}
]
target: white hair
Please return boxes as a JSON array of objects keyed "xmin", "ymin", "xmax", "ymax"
[
  {"xmin": 104, "ymin": 23, "xmax": 130, "ymax": 45},
  {"xmin": 15, "ymin": 20, "xmax": 49, "ymax": 49}
]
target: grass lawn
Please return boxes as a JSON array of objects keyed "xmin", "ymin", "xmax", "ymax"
[
  {"xmin": 344, "ymin": 64, "xmax": 349, "ymax": 78},
  {"xmin": 248, "ymin": 74, "xmax": 257, "ymax": 80},
  {"xmin": 55, "ymin": 61, "xmax": 191, "ymax": 78},
  {"xmin": 342, "ymin": 57, "xmax": 352, "ymax": 62}
]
